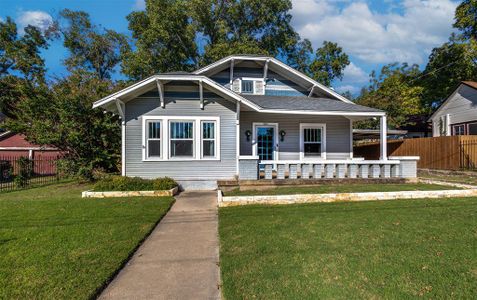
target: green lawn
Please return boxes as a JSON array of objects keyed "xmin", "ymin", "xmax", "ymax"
[
  {"xmin": 225, "ymin": 183, "xmax": 454, "ymax": 196},
  {"xmin": 219, "ymin": 198, "xmax": 477, "ymax": 299},
  {"xmin": 0, "ymin": 182, "xmax": 174, "ymax": 299}
]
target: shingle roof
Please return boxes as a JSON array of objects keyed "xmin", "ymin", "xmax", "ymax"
[{"xmin": 242, "ymin": 95, "xmax": 383, "ymax": 113}]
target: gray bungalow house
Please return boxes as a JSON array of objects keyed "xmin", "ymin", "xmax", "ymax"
[{"xmin": 94, "ymin": 55, "xmax": 417, "ymax": 189}]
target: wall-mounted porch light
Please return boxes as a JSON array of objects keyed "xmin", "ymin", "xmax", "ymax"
[
  {"xmin": 280, "ymin": 130, "xmax": 286, "ymax": 142},
  {"xmin": 245, "ymin": 130, "xmax": 252, "ymax": 141}
]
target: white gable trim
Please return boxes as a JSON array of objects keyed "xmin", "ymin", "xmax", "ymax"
[
  {"xmin": 193, "ymin": 55, "xmax": 354, "ymax": 104},
  {"xmin": 93, "ymin": 74, "xmax": 383, "ymax": 117},
  {"xmin": 428, "ymin": 84, "xmax": 462, "ymax": 122}
]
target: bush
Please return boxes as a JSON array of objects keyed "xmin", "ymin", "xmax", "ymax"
[
  {"xmin": 93, "ymin": 176, "xmax": 177, "ymax": 191},
  {"xmin": 14, "ymin": 157, "xmax": 33, "ymax": 188}
]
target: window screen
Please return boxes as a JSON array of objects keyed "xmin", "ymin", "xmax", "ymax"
[
  {"xmin": 202, "ymin": 121, "xmax": 216, "ymax": 158},
  {"xmin": 303, "ymin": 128, "xmax": 322, "ymax": 157},
  {"xmin": 147, "ymin": 121, "xmax": 161, "ymax": 157},
  {"xmin": 170, "ymin": 121, "xmax": 194, "ymax": 157}
]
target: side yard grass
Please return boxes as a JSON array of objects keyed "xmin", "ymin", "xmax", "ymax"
[
  {"xmin": 219, "ymin": 197, "xmax": 477, "ymax": 299},
  {"xmin": 224, "ymin": 183, "xmax": 454, "ymax": 196},
  {"xmin": 0, "ymin": 182, "xmax": 174, "ymax": 299}
]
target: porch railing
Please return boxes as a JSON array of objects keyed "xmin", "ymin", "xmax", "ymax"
[{"xmin": 238, "ymin": 156, "xmax": 419, "ymax": 180}]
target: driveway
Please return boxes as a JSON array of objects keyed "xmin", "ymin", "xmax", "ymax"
[{"xmin": 100, "ymin": 191, "xmax": 220, "ymax": 300}]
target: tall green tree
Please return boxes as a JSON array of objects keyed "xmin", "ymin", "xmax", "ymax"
[
  {"xmin": 420, "ymin": 35, "xmax": 477, "ymax": 110},
  {"xmin": 356, "ymin": 63, "xmax": 424, "ymax": 129},
  {"xmin": 6, "ymin": 71, "xmax": 123, "ymax": 175},
  {"xmin": 58, "ymin": 9, "xmax": 130, "ymax": 79},
  {"xmin": 0, "ymin": 17, "xmax": 49, "ymax": 118},
  {"xmin": 454, "ymin": 0, "xmax": 477, "ymax": 40},
  {"xmin": 309, "ymin": 41, "xmax": 350, "ymax": 87},
  {"xmin": 122, "ymin": 0, "xmax": 301, "ymax": 80}
]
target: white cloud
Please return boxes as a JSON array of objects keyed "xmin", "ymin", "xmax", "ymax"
[
  {"xmin": 292, "ymin": 0, "xmax": 458, "ymax": 65},
  {"xmin": 342, "ymin": 62, "xmax": 368, "ymax": 83},
  {"xmin": 16, "ymin": 10, "xmax": 53, "ymax": 32},
  {"xmin": 134, "ymin": 0, "xmax": 146, "ymax": 10},
  {"xmin": 335, "ymin": 84, "xmax": 361, "ymax": 94}
]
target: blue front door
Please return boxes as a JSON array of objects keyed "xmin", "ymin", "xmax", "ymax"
[{"xmin": 256, "ymin": 126, "xmax": 276, "ymax": 161}]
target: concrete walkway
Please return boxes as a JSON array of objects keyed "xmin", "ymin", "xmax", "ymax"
[{"xmin": 100, "ymin": 191, "xmax": 220, "ymax": 300}]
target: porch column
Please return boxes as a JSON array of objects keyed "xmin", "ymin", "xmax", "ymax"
[
  {"xmin": 236, "ymin": 101, "xmax": 240, "ymax": 176},
  {"xmin": 380, "ymin": 115, "xmax": 387, "ymax": 160}
]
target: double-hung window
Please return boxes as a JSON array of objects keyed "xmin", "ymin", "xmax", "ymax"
[
  {"xmin": 202, "ymin": 121, "xmax": 216, "ymax": 158},
  {"xmin": 453, "ymin": 124, "xmax": 465, "ymax": 136},
  {"xmin": 300, "ymin": 123, "xmax": 325, "ymax": 159},
  {"xmin": 170, "ymin": 121, "xmax": 194, "ymax": 158},
  {"xmin": 143, "ymin": 117, "xmax": 220, "ymax": 161},
  {"xmin": 146, "ymin": 121, "xmax": 161, "ymax": 158}
]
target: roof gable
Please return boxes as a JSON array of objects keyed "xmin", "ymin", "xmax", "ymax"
[
  {"xmin": 193, "ymin": 55, "xmax": 353, "ymax": 103},
  {"xmin": 429, "ymin": 82, "xmax": 477, "ymax": 121}
]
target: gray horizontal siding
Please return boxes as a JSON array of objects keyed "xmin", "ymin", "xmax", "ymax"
[
  {"xmin": 432, "ymin": 85, "xmax": 477, "ymax": 136},
  {"xmin": 125, "ymin": 86, "xmax": 237, "ymax": 180},
  {"xmin": 240, "ymin": 112, "xmax": 351, "ymax": 160}
]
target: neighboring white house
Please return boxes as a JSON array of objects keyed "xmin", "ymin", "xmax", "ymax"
[
  {"xmin": 429, "ymin": 81, "xmax": 477, "ymax": 137},
  {"xmin": 93, "ymin": 55, "xmax": 418, "ymax": 189}
]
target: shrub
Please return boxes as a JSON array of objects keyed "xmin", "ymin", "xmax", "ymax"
[
  {"xmin": 93, "ymin": 176, "xmax": 177, "ymax": 191},
  {"xmin": 14, "ymin": 157, "xmax": 33, "ymax": 188},
  {"xmin": 153, "ymin": 177, "xmax": 177, "ymax": 190}
]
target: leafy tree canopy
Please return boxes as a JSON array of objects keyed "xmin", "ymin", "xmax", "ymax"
[
  {"xmin": 58, "ymin": 9, "xmax": 130, "ymax": 79},
  {"xmin": 356, "ymin": 63, "xmax": 424, "ymax": 129},
  {"xmin": 0, "ymin": 17, "xmax": 49, "ymax": 118},
  {"xmin": 420, "ymin": 35, "xmax": 477, "ymax": 110},
  {"xmin": 122, "ymin": 0, "xmax": 302, "ymax": 80},
  {"xmin": 454, "ymin": 0, "xmax": 477, "ymax": 40}
]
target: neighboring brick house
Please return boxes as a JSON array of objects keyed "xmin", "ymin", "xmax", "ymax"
[{"xmin": 0, "ymin": 131, "xmax": 61, "ymax": 159}]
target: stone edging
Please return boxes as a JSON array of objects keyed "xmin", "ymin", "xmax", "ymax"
[
  {"xmin": 218, "ymin": 188, "xmax": 477, "ymax": 207},
  {"xmin": 82, "ymin": 186, "xmax": 179, "ymax": 198}
]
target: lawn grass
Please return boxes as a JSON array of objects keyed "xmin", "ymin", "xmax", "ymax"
[
  {"xmin": 224, "ymin": 183, "xmax": 454, "ymax": 196},
  {"xmin": 418, "ymin": 171, "xmax": 477, "ymax": 186},
  {"xmin": 0, "ymin": 182, "xmax": 174, "ymax": 299},
  {"xmin": 219, "ymin": 198, "xmax": 477, "ymax": 299}
]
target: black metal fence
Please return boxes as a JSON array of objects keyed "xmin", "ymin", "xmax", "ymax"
[
  {"xmin": 459, "ymin": 139, "xmax": 477, "ymax": 170},
  {"xmin": 0, "ymin": 156, "xmax": 61, "ymax": 192}
]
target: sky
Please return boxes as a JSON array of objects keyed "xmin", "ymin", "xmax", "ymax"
[{"xmin": 1, "ymin": 0, "xmax": 460, "ymax": 95}]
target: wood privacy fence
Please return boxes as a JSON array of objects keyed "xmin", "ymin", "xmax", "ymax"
[{"xmin": 354, "ymin": 136, "xmax": 477, "ymax": 170}]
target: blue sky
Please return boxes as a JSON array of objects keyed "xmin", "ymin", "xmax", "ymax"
[{"xmin": 1, "ymin": 0, "xmax": 459, "ymax": 94}]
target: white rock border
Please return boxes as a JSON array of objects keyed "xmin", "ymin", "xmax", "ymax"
[
  {"xmin": 82, "ymin": 186, "xmax": 179, "ymax": 198},
  {"xmin": 218, "ymin": 188, "xmax": 477, "ymax": 207}
]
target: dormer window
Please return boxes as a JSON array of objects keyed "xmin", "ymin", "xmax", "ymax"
[{"xmin": 231, "ymin": 78, "xmax": 265, "ymax": 95}]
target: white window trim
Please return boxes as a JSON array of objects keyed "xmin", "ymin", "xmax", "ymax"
[
  {"xmin": 239, "ymin": 77, "xmax": 265, "ymax": 95},
  {"xmin": 300, "ymin": 123, "xmax": 326, "ymax": 160},
  {"xmin": 142, "ymin": 116, "xmax": 220, "ymax": 161},
  {"xmin": 145, "ymin": 119, "xmax": 163, "ymax": 159},
  {"xmin": 252, "ymin": 122, "xmax": 279, "ymax": 161},
  {"xmin": 201, "ymin": 120, "xmax": 218, "ymax": 159}
]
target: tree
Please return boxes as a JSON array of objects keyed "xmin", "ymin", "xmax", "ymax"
[
  {"xmin": 309, "ymin": 41, "xmax": 350, "ymax": 87},
  {"xmin": 454, "ymin": 0, "xmax": 477, "ymax": 40},
  {"xmin": 0, "ymin": 17, "xmax": 49, "ymax": 117},
  {"xmin": 6, "ymin": 71, "xmax": 123, "ymax": 175},
  {"xmin": 356, "ymin": 63, "xmax": 424, "ymax": 129},
  {"xmin": 420, "ymin": 36, "xmax": 477, "ymax": 110},
  {"xmin": 58, "ymin": 9, "xmax": 130, "ymax": 79},
  {"xmin": 122, "ymin": 0, "xmax": 302, "ymax": 80}
]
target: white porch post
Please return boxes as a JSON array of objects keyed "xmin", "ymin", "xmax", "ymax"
[
  {"xmin": 380, "ymin": 115, "xmax": 387, "ymax": 160},
  {"xmin": 236, "ymin": 101, "xmax": 240, "ymax": 176}
]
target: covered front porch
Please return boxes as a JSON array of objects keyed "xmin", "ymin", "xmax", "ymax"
[{"xmin": 235, "ymin": 98, "xmax": 418, "ymax": 180}]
